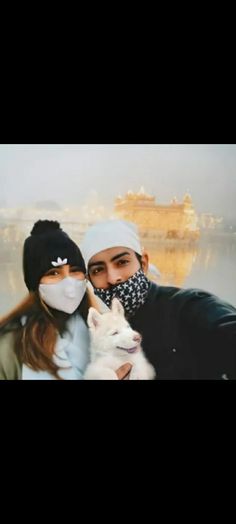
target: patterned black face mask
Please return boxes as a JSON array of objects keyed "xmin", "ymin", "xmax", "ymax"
[{"xmin": 93, "ymin": 268, "xmax": 150, "ymax": 317}]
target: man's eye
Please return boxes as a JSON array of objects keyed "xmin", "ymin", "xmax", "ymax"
[
  {"xmin": 91, "ymin": 267, "xmax": 103, "ymax": 275},
  {"xmin": 110, "ymin": 331, "xmax": 119, "ymax": 336},
  {"xmin": 118, "ymin": 259, "xmax": 129, "ymax": 266}
]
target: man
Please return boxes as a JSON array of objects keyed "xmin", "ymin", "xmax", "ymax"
[{"xmin": 80, "ymin": 220, "xmax": 236, "ymax": 380}]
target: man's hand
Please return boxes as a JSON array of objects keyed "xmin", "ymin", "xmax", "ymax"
[{"xmin": 115, "ymin": 362, "xmax": 133, "ymax": 380}]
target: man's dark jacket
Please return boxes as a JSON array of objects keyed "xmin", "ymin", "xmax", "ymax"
[{"xmin": 129, "ymin": 283, "xmax": 236, "ymax": 380}]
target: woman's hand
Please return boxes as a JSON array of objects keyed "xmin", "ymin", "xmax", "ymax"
[{"xmin": 115, "ymin": 362, "xmax": 132, "ymax": 380}]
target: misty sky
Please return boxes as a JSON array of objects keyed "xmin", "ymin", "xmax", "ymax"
[{"xmin": 0, "ymin": 144, "xmax": 236, "ymax": 219}]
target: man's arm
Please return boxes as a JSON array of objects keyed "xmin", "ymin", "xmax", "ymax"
[{"xmin": 178, "ymin": 290, "xmax": 236, "ymax": 379}]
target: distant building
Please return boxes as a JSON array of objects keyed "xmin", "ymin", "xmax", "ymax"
[
  {"xmin": 35, "ymin": 201, "xmax": 62, "ymax": 211},
  {"xmin": 199, "ymin": 213, "xmax": 223, "ymax": 229},
  {"xmin": 114, "ymin": 187, "xmax": 200, "ymax": 240}
]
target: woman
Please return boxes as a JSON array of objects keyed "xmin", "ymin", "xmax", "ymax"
[
  {"xmin": 0, "ymin": 220, "xmax": 131, "ymax": 380},
  {"xmin": 0, "ymin": 220, "xmax": 95, "ymax": 379}
]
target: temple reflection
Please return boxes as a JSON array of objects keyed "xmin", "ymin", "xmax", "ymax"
[{"xmin": 146, "ymin": 242, "xmax": 199, "ymax": 287}]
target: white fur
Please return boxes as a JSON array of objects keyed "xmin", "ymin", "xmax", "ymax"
[{"xmin": 84, "ymin": 298, "xmax": 156, "ymax": 380}]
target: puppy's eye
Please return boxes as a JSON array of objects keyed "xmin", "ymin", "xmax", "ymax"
[{"xmin": 110, "ymin": 331, "xmax": 118, "ymax": 336}]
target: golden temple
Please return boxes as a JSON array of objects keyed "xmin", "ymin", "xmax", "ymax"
[{"xmin": 114, "ymin": 187, "xmax": 200, "ymax": 241}]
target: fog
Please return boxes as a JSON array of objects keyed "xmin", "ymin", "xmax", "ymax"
[{"xmin": 0, "ymin": 144, "xmax": 236, "ymax": 219}]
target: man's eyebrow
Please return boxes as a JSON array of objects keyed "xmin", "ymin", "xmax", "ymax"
[
  {"xmin": 88, "ymin": 251, "xmax": 131, "ymax": 270},
  {"xmin": 111, "ymin": 251, "xmax": 131, "ymax": 262},
  {"xmin": 88, "ymin": 260, "xmax": 105, "ymax": 269}
]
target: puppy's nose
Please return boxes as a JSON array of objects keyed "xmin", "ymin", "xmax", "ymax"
[{"xmin": 133, "ymin": 333, "xmax": 141, "ymax": 343}]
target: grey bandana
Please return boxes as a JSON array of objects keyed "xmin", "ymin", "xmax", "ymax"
[{"xmin": 93, "ymin": 268, "xmax": 150, "ymax": 317}]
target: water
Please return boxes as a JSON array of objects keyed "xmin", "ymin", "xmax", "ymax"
[
  {"xmin": 0, "ymin": 230, "xmax": 236, "ymax": 317},
  {"xmin": 146, "ymin": 234, "xmax": 236, "ymax": 306}
]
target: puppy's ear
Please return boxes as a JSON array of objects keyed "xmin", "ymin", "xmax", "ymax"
[
  {"xmin": 87, "ymin": 307, "xmax": 102, "ymax": 329},
  {"xmin": 111, "ymin": 297, "xmax": 124, "ymax": 316}
]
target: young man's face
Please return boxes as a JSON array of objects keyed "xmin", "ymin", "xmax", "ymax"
[{"xmin": 88, "ymin": 246, "xmax": 148, "ymax": 289}]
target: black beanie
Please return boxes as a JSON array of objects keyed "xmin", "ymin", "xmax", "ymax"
[{"xmin": 23, "ymin": 220, "xmax": 86, "ymax": 291}]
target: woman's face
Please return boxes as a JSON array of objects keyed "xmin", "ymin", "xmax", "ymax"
[
  {"xmin": 40, "ymin": 264, "xmax": 85, "ymax": 285},
  {"xmin": 38, "ymin": 264, "xmax": 87, "ymax": 314}
]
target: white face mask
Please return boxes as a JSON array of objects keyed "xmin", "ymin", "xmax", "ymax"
[{"xmin": 39, "ymin": 277, "xmax": 86, "ymax": 314}]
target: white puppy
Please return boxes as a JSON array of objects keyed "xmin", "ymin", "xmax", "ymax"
[{"xmin": 84, "ymin": 298, "xmax": 156, "ymax": 380}]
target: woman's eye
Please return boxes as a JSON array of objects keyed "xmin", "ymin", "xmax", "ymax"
[
  {"xmin": 70, "ymin": 267, "xmax": 82, "ymax": 273},
  {"xmin": 110, "ymin": 331, "xmax": 118, "ymax": 336}
]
